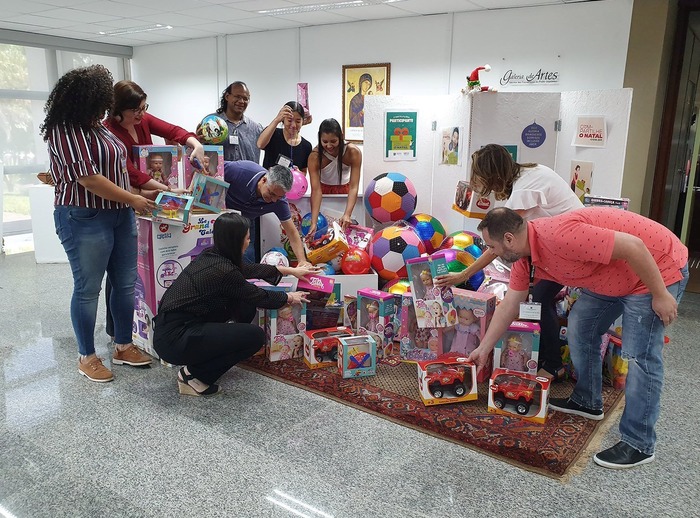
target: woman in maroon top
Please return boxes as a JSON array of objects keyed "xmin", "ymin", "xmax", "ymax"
[
  {"xmin": 104, "ymin": 80, "xmax": 205, "ymax": 199},
  {"xmin": 41, "ymin": 65, "xmax": 156, "ymax": 383},
  {"xmin": 103, "ymin": 80, "xmax": 206, "ymax": 338}
]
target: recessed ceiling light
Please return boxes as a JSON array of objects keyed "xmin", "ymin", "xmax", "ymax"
[
  {"xmin": 98, "ymin": 24, "xmax": 173, "ymax": 36},
  {"xmin": 259, "ymin": 0, "xmax": 404, "ymax": 16}
]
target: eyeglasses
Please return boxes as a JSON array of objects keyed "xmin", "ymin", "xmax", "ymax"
[
  {"xmin": 129, "ymin": 103, "xmax": 149, "ymax": 114},
  {"xmin": 229, "ymin": 94, "xmax": 250, "ymax": 103}
]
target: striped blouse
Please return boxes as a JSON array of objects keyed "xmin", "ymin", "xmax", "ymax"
[{"xmin": 47, "ymin": 123, "xmax": 131, "ymax": 209}]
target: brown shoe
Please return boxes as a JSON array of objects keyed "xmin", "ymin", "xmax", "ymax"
[
  {"xmin": 113, "ymin": 344, "xmax": 153, "ymax": 367},
  {"xmin": 78, "ymin": 356, "xmax": 114, "ymax": 383}
]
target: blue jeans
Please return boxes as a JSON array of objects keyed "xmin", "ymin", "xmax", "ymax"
[
  {"xmin": 54, "ymin": 206, "xmax": 137, "ymax": 355},
  {"xmin": 567, "ymin": 263, "xmax": 689, "ymax": 454}
]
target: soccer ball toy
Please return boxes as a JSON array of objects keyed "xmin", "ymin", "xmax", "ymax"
[
  {"xmin": 341, "ymin": 247, "xmax": 371, "ymax": 275},
  {"xmin": 364, "ymin": 172, "xmax": 417, "ymax": 223},
  {"xmin": 301, "ymin": 212, "xmax": 328, "ymax": 237},
  {"xmin": 382, "ymin": 278, "xmax": 411, "ymax": 296},
  {"xmin": 433, "ymin": 248, "xmax": 485, "ymax": 290},
  {"xmin": 440, "ymin": 231, "xmax": 484, "ymax": 261},
  {"xmin": 369, "ymin": 224, "xmax": 426, "ymax": 280},
  {"xmin": 407, "ymin": 213, "xmax": 446, "ymax": 254},
  {"xmin": 261, "ymin": 250, "xmax": 289, "ymax": 267},
  {"xmin": 197, "ymin": 115, "xmax": 228, "ymax": 145}
]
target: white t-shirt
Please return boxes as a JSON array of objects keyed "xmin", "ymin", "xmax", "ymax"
[{"xmin": 505, "ymin": 164, "xmax": 583, "ymax": 220}]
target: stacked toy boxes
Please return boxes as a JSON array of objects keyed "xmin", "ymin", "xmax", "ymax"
[
  {"xmin": 183, "ymin": 144, "xmax": 224, "ymax": 188},
  {"xmin": 304, "ymin": 326, "xmax": 354, "ymax": 369},
  {"xmin": 266, "ymin": 296, "xmax": 307, "ymax": 362},
  {"xmin": 305, "ymin": 222, "xmax": 349, "ymax": 265},
  {"xmin": 443, "ymin": 288, "xmax": 497, "ymax": 382},
  {"xmin": 406, "ymin": 255, "xmax": 457, "ymax": 329},
  {"xmin": 356, "ymin": 288, "xmax": 396, "ymax": 359},
  {"xmin": 134, "ymin": 145, "xmax": 179, "ymax": 188},
  {"xmin": 398, "ymin": 293, "xmax": 446, "ymax": 362},
  {"xmin": 417, "ymin": 355, "xmax": 478, "ymax": 406},
  {"xmin": 132, "ymin": 214, "xmax": 221, "ymax": 357},
  {"xmin": 152, "ymin": 192, "xmax": 194, "ymax": 226},
  {"xmin": 343, "ymin": 295, "xmax": 357, "ymax": 331},
  {"xmin": 338, "ymin": 334, "xmax": 377, "ymax": 378}
]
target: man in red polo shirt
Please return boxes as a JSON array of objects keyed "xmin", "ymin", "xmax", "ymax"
[{"xmin": 468, "ymin": 207, "xmax": 688, "ymax": 469}]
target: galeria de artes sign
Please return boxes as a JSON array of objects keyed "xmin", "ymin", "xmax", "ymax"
[{"xmin": 500, "ymin": 69, "xmax": 559, "ymax": 86}]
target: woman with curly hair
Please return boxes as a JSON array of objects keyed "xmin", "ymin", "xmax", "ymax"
[
  {"xmin": 41, "ymin": 64, "xmax": 156, "ymax": 383},
  {"xmin": 435, "ymin": 143, "xmax": 582, "ymax": 381}
]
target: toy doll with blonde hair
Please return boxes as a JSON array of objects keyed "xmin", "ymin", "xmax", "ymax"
[
  {"xmin": 276, "ymin": 305, "xmax": 298, "ymax": 335},
  {"xmin": 450, "ymin": 308, "xmax": 481, "ymax": 355},
  {"xmin": 501, "ymin": 334, "xmax": 530, "ymax": 372},
  {"xmin": 365, "ymin": 301, "xmax": 380, "ymax": 333},
  {"xmin": 419, "ymin": 269, "xmax": 436, "ymax": 300}
]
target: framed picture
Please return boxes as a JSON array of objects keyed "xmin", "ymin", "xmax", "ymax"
[{"xmin": 342, "ymin": 63, "xmax": 391, "ymax": 142}]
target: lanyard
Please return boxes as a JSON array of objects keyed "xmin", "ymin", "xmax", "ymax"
[{"xmin": 528, "ymin": 258, "xmax": 535, "ymax": 303}]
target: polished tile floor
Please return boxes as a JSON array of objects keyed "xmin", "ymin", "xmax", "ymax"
[{"xmin": 1, "ymin": 251, "xmax": 699, "ymax": 517}]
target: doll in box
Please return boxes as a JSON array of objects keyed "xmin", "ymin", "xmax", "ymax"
[
  {"xmin": 148, "ymin": 153, "xmax": 166, "ymax": 185},
  {"xmin": 276, "ymin": 305, "xmax": 298, "ymax": 335},
  {"xmin": 449, "ymin": 308, "xmax": 481, "ymax": 355},
  {"xmin": 500, "ymin": 334, "xmax": 530, "ymax": 371},
  {"xmin": 365, "ymin": 301, "xmax": 379, "ymax": 333},
  {"xmin": 419, "ymin": 269, "xmax": 437, "ymax": 300}
]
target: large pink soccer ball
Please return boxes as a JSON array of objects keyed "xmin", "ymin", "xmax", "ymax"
[
  {"xmin": 369, "ymin": 224, "xmax": 426, "ymax": 280},
  {"xmin": 364, "ymin": 172, "xmax": 418, "ymax": 223}
]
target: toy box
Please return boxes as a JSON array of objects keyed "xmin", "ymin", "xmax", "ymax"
[
  {"xmin": 488, "ymin": 368, "xmax": 551, "ymax": 423},
  {"xmin": 478, "ymin": 258, "xmax": 511, "ymax": 302},
  {"xmin": 343, "ymin": 295, "xmax": 357, "ymax": 331},
  {"xmin": 190, "ymin": 172, "xmax": 229, "ymax": 213},
  {"xmin": 253, "ymin": 280, "xmax": 293, "ymax": 357},
  {"xmin": 494, "ymin": 321, "xmax": 540, "ymax": 375},
  {"xmin": 357, "ymin": 288, "xmax": 397, "ymax": 359},
  {"xmin": 398, "ymin": 293, "xmax": 446, "ymax": 362},
  {"xmin": 406, "ymin": 255, "xmax": 457, "ymax": 328},
  {"xmin": 297, "ymin": 273, "xmax": 335, "ymax": 294},
  {"xmin": 266, "ymin": 301, "xmax": 307, "ymax": 362},
  {"xmin": 184, "ymin": 144, "xmax": 224, "ymax": 188},
  {"xmin": 305, "ymin": 222, "xmax": 349, "ymax": 265},
  {"xmin": 442, "ymin": 288, "xmax": 497, "ymax": 382},
  {"xmin": 345, "ymin": 224, "xmax": 373, "ymax": 250},
  {"xmin": 134, "ymin": 145, "xmax": 179, "ymax": 189},
  {"xmin": 153, "ymin": 192, "xmax": 194, "ymax": 226},
  {"xmin": 603, "ymin": 334, "xmax": 627, "ymax": 389},
  {"xmin": 132, "ymin": 214, "xmax": 221, "ymax": 357},
  {"xmin": 451, "ymin": 180, "xmax": 504, "ymax": 220},
  {"xmin": 338, "ymin": 334, "xmax": 377, "ymax": 378},
  {"xmin": 303, "ymin": 326, "xmax": 354, "ymax": 369},
  {"xmin": 417, "ymin": 355, "xmax": 478, "ymax": 406},
  {"xmin": 583, "ymin": 195, "xmax": 630, "ymax": 210}
]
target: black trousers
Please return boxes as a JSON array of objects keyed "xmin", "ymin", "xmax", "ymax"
[
  {"xmin": 532, "ymin": 279, "xmax": 564, "ymax": 373},
  {"xmin": 153, "ymin": 304, "xmax": 263, "ymax": 385}
]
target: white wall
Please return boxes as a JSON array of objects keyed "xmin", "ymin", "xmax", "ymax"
[{"xmin": 131, "ymin": 0, "xmax": 633, "ymax": 148}]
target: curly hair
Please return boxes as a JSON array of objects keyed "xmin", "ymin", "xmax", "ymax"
[
  {"xmin": 470, "ymin": 144, "xmax": 537, "ymax": 200},
  {"xmin": 40, "ymin": 65, "xmax": 114, "ymax": 140}
]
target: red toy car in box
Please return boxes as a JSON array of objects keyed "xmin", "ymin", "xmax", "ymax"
[
  {"xmin": 308, "ymin": 328, "xmax": 352, "ymax": 363},
  {"xmin": 426, "ymin": 366, "xmax": 467, "ymax": 398},
  {"xmin": 490, "ymin": 373, "xmax": 539, "ymax": 415}
]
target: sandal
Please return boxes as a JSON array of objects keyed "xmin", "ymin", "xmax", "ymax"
[{"xmin": 177, "ymin": 367, "xmax": 221, "ymax": 396}]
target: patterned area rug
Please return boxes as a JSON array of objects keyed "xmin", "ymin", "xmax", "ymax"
[{"xmin": 240, "ymin": 356, "xmax": 624, "ymax": 478}]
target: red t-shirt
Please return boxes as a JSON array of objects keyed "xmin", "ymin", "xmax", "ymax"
[{"xmin": 510, "ymin": 208, "xmax": 688, "ymax": 296}]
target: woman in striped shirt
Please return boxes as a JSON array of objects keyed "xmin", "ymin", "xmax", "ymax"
[{"xmin": 41, "ymin": 65, "xmax": 157, "ymax": 383}]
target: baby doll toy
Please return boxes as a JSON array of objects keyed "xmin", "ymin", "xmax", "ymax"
[
  {"xmin": 276, "ymin": 305, "xmax": 298, "ymax": 335},
  {"xmin": 500, "ymin": 334, "xmax": 530, "ymax": 372},
  {"xmin": 449, "ymin": 308, "xmax": 481, "ymax": 355},
  {"xmin": 420, "ymin": 269, "xmax": 436, "ymax": 300}
]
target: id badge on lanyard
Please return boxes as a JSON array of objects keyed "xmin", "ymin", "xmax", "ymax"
[{"xmin": 519, "ymin": 259, "xmax": 542, "ymax": 321}]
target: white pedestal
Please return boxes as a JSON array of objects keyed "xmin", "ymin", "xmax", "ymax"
[{"xmin": 28, "ymin": 185, "xmax": 67, "ymax": 263}]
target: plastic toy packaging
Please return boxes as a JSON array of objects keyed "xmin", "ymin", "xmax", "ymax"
[
  {"xmin": 417, "ymin": 354, "xmax": 478, "ymax": 406},
  {"xmin": 190, "ymin": 172, "xmax": 229, "ymax": 213},
  {"xmin": 398, "ymin": 293, "xmax": 445, "ymax": 362},
  {"xmin": 345, "ymin": 224, "xmax": 374, "ymax": 250},
  {"xmin": 406, "ymin": 255, "xmax": 457, "ymax": 328},
  {"xmin": 303, "ymin": 326, "xmax": 354, "ymax": 369},
  {"xmin": 305, "ymin": 222, "xmax": 349, "ymax": 265},
  {"xmin": 152, "ymin": 192, "xmax": 194, "ymax": 225},
  {"xmin": 135, "ymin": 145, "xmax": 180, "ymax": 189},
  {"xmin": 183, "ymin": 145, "xmax": 224, "ymax": 187},
  {"xmin": 357, "ymin": 288, "xmax": 396, "ymax": 359},
  {"xmin": 493, "ymin": 321, "xmax": 540, "ymax": 375},
  {"xmin": 338, "ymin": 335, "xmax": 377, "ymax": 378},
  {"xmin": 488, "ymin": 368, "xmax": 551, "ymax": 423}
]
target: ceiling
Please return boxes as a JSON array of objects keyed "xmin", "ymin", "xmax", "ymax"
[{"xmin": 0, "ymin": 0, "xmax": 592, "ymax": 48}]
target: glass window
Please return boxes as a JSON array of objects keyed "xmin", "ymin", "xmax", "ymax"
[{"xmin": 58, "ymin": 51, "xmax": 124, "ymax": 82}]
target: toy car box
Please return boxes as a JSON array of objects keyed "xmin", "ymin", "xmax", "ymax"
[
  {"xmin": 338, "ymin": 334, "xmax": 377, "ymax": 378},
  {"xmin": 303, "ymin": 326, "xmax": 354, "ymax": 369},
  {"xmin": 134, "ymin": 145, "xmax": 180, "ymax": 189},
  {"xmin": 398, "ymin": 293, "xmax": 446, "ymax": 362},
  {"xmin": 406, "ymin": 255, "xmax": 457, "ymax": 329},
  {"xmin": 190, "ymin": 172, "xmax": 229, "ymax": 213},
  {"xmin": 183, "ymin": 144, "xmax": 224, "ymax": 187},
  {"xmin": 488, "ymin": 368, "xmax": 551, "ymax": 423},
  {"xmin": 493, "ymin": 321, "xmax": 540, "ymax": 375},
  {"xmin": 152, "ymin": 192, "xmax": 194, "ymax": 226},
  {"xmin": 357, "ymin": 288, "xmax": 397, "ymax": 359},
  {"xmin": 443, "ymin": 288, "xmax": 497, "ymax": 382},
  {"xmin": 305, "ymin": 222, "xmax": 349, "ymax": 265},
  {"xmin": 417, "ymin": 355, "xmax": 478, "ymax": 406}
]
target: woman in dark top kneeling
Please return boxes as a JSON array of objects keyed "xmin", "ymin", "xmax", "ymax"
[{"xmin": 154, "ymin": 212, "xmax": 315, "ymax": 396}]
